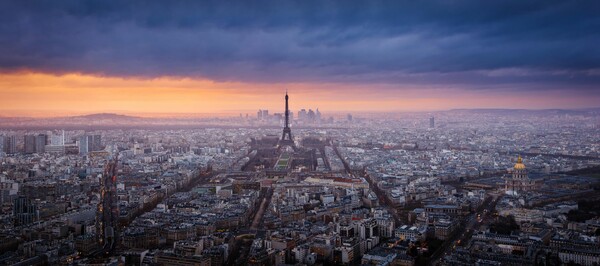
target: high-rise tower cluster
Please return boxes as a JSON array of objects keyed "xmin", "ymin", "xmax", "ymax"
[{"xmin": 80, "ymin": 134, "xmax": 102, "ymax": 155}]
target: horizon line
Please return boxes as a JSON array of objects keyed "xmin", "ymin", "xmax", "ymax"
[{"xmin": 1, "ymin": 107, "xmax": 599, "ymax": 119}]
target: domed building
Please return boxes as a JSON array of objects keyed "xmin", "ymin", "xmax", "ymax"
[{"xmin": 504, "ymin": 156, "xmax": 539, "ymax": 195}]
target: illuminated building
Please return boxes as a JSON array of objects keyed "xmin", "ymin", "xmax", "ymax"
[{"xmin": 505, "ymin": 155, "xmax": 540, "ymax": 195}]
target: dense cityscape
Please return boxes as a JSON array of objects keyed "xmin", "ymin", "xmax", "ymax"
[
  {"xmin": 2, "ymin": 1, "xmax": 600, "ymax": 265},
  {"xmin": 0, "ymin": 93, "xmax": 599, "ymax": 265}
]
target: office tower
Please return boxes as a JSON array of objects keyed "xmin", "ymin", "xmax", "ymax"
[
  {"xmin": 347, "ymin": 114, "xmax": 353, "ymax": 121},
  {"xmin": 79, "ymin": 135, "xmax": 93, "ymax": 155},
  {"xmin": 24, "ymin": 135, "xmax": 36, "ymax": 154},
  {"xmin": 96, "ymin": 157, "xmax": 119, "ymax": 251},
  {"xmin": 92, "ymin": 135, "xmax": 102, "ymax": 151},
  {"xmin": 279, "ymin": 91, "xmax": 294, "ymax": 147},
  {"xmin": 13, "ymin": 196, "xmax": 38, "ymax": 226},
  {"xmin": 0, "ymin": 136, "xmax": 4, "ymax": 154},
  {"xmin": 79, "ymin": 135, "xmax": 99, "ymax": 154},
  {"xmin": 308, "ymin": 109, "xmax": 316, "ymax": 121},
  {"xmin": 51, "ymin": 135, "xmax": 63, "ymax": 145},
  {"xmin": 35, "ymin": 134, "xmax": 47, "ymax": 153},
  {"xmin": 298, "ymin": 109, "xmax": 307, "ymax": 121},
  {"xmin": 79, "ymin": 136, "xmax": 88, "ymax": 155},
  {"xmin": 3, "ymin": 135, "xmax": 17, "ymax": 154},
  {"xmin": 257, "ymin": 109, "xmax": 269, "ymax": 121},
  {"xmin": 274, "ymin": 113, "xmax": 284, "ymax": 124},
  {"xmin": 430, "ymin": 116, "xmax": 435, "ymax": 128},
  {"xmin": 316, "ymin": 108, "xmax": 322, "ymax": 121},
  {"xmin": 51, "ymin": 130, "xmax": 65, "ymax": 145}
]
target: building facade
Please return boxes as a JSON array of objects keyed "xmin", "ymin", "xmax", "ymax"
[{"xmin": 505, "ymin": 156, "xmax": 539, "ymax": 195}]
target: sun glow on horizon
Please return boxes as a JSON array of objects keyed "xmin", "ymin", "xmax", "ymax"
[{"xmin": 0, "ymin": 71, "xmax": 598, "ymax": 117}]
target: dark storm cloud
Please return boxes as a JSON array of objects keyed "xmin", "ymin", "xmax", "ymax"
[{"xmin": 1, "ymin": 0, "xmax": 599, "ymax": 88}]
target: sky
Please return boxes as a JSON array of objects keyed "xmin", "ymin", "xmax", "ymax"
[{"xmin": 1, "ymin": 1, "xmax": 599, "ymax": 117}]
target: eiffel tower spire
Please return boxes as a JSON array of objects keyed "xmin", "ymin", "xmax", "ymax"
[{"xmin": 280, "ymin": 90, "xmax": 294, "ymax": 146}]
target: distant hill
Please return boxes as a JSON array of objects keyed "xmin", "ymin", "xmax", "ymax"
[
  {"xmin": 447, "ymin": 108, "xmax": 600, "ymax": 116},
  {"xmin": 71, "ymin": 113, "xmax": 140, "ymax": 119}
]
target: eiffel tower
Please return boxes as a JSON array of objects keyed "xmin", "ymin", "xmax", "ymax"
[{"xmin": 279, "ymin": 91, "xmax": 295, "ymax": 147}]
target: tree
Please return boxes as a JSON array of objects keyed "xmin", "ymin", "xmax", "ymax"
[{"xmin": 489, "ymin": 215, "xmax": 519, "ymax": 235}]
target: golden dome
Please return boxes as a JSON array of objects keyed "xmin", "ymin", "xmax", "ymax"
[{"xmin": 514, "ymin": 155, "xmax": 526, "ymax": 170}]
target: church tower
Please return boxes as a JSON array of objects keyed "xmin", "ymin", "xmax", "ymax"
[{"xmin": 505, "ymin": 155, "xmax": 537, "ymax": 195}]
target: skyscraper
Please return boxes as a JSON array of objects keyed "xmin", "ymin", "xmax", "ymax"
[
  {"xmin": 307, "ymin": 109, "xmax": 316, "ymax": 121},
  {"xmin": 92, "ymin": 135, "xmax": 102, "ymax": 151},
  {"xmin": 35, "ymin": 134, "xmax": 47, "ymax": 153},
  {"xmin": 316, "ymin": 108, "xmax": 322, "ymax": 121},
  {"xmin": 24, "ymin": 135, "xmax": 36, "ymax": 154},
  {"xmin": 298, "ymin": 109, "xmax": 307, "ymax": 121},
  {"xmin": 79, "ymin": 135, "xmax": 89, "ymax": 155},
  {"xmin": 96, "ymin": 157, "xmax": 119, "ymax": 251},
  {"xmin": 3, "ymin": 135, "xmax": 17, "ymax": 154},
  {"xmin": 429, "ymin": 116, "xmax": 435, "ymax": 128},
  {"xmin": 79, "ymin": 135, "xmax": 97, "ymax": 155},
  {"xmin": 51, "ymin": 131, "xmax": 65, "ymax": 145}
]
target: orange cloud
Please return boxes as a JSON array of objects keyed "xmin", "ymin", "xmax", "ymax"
[{"xmin": 0, "ymin": 71, "xmax": 597, "ymax": 117}]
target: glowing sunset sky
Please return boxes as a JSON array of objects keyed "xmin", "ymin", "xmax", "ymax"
[{"xmin": 1, "ymin": 1, "xmax": 599, "ymax": 117}]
